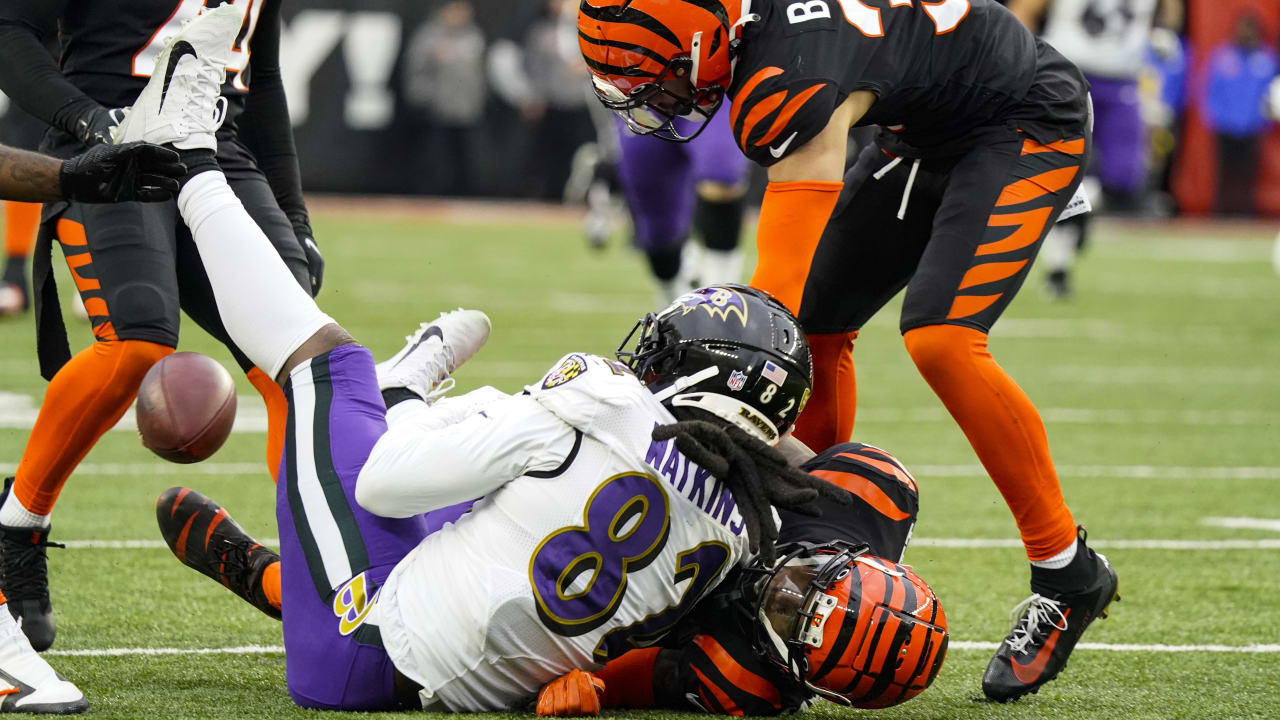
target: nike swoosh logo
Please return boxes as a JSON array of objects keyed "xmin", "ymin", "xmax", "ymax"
[
  {"xmin": 391, "ymin": 325, "xmax": 444, "ymax": 369},
  {"xmin": 769, "ymin": 131, "xmax": 798, "ymax": 159},
  {"xmin": 161, "ymin": 41, "xmax": 198, "ymax": 109},
  {"xmin": 1010, "ymin": 608, "xmax": 1071, "ymax": 684}
]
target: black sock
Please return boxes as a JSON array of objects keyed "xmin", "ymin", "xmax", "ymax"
[
  {"xmin": 177, "ymin": 149, "xmax": 219, "ymax": 188},
  {"xmin": 382, "ymin": 387, "xmax": 423, "ymax": 409},
  {"xmin": 1029, "ymin": 538, "xmax": 1097, "ymax": 597},
  {"xmin": 2, "ymin": 254, "xmax": 28, "ymax": 288},
  {"xmin": 646, "ymin": 246, "xmax": 683, "ymax": 282},
  {"xmin": 694, "ymin": 195, "xmax": 745, "ymax": 252}
]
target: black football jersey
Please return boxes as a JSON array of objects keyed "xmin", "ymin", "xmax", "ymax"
[
  {"xmin": 727, "ymin": 0, "xmax": 1089, "ymax": 165},
  {"xmin": 655, "ymin": 442, "xmax": 922, "ymax": 714},
  {"xmin": 27, "ymin": 0, "xmax": 264, "ymax": 110}
]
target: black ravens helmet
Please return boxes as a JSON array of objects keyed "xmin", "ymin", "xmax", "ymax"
[{"xmin": 618, "ymin": 285, "xmax": 812, "ymax": 444}]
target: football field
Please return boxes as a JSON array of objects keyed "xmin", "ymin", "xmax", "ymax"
[{"xmin": 0, "ymin": 203, "xmax": 1278, "ymax": 719}]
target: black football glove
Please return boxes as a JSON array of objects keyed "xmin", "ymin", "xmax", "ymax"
[
  {"xmin": 298, "ymin": 229, "xmax": 324, "ymax": 296},
  {"xmin": 59, "ymin": 142, "xmax": 187, "ymax": 204},
  {"xmin": 74, "ymin": 107, "xmax": 127, "ymax": 147}
]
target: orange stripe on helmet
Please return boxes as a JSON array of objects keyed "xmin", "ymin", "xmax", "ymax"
[
  {"xmin": 693, "ymin": 635, "xmax": 783, "ymax": 708},
  {"xmin": 756, "ymin": 83, "xmax": 826, "ymax": 146},
  {"xmin": 728, "ymin": 67, "xmax": 783, "ymax": 135},
  {"xmin": 811, "ymin": 470, "xmax": 911, "ymax": 521}
]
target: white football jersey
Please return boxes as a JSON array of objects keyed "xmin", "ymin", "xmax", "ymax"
[
  {"xmin": 1042, "ymin": 0, "xmax": 1159, "ymax": 79},
  {"xmin": 370, "ymin": 354, "xmax": 752, "ymax": 711}
]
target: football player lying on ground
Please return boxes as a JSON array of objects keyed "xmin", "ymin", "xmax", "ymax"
[
  {"xmin": 126, "ymin": 41, "xmax": 877, "ymax": 709},
  {"xmin": 580, "ymin": 0, "xmax": 1119, "ymax": 702},
  {"xmin": 536, "ymin": 441, "xmax": 949, "ymax": 716},
  {"xmin": 0, "ymin": 137, "xmax": 180, "ymax": 716}
]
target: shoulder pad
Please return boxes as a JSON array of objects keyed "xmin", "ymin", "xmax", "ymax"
[
  {"xmin": 728, "ymin": 66, "xmax": 841, "ymax": 167},
  {"xmin": 526, "ymin": 354, "xmax": 665, "ymax": 444}
]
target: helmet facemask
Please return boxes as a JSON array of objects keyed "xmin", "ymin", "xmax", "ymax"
[
  {"xmin": 591, "ymin": 56, "xmax": 724, "ymax": 143},
  {"xmin": 749, "ymin": 541, "xmax": 872, "ymax": 706}
]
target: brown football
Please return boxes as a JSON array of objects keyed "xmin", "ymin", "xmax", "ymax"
[{"xmin": 136, "ymin": 352, "xmax": 237, "ymax": 464}]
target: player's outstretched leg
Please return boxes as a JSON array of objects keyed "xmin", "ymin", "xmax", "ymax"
[
  {"xmin": 982, "ymin": 528, "xmax": 1119, "ymax": 701},
  {"xmin": 156, "ymin": 487, "xmax": 282, "ymax": 619},
  {"xmin": 0, "ymin": 590, "xmax": 86, "ymax": 714}
]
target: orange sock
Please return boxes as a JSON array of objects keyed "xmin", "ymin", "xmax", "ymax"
[
  {"xmin": 792, "ymin": 331, "xmax": 857, "ymax": 451},
  {"xmin": 12, "ymin": 339, "xmax": 173, "ymax": 515},
  {"xmin": 4, "ymin": 202, "xmax": 40, "ymax": 258},
  {"xmin": 261, "ymin": 560, "xmax": 282, "ymax": 611},
  {"xmin": 904, "ymin": 324, "xmax": 1076, "ymax": 560},
  {"xmin": 247, "ymin": 367, "xmax": 287, "ymax": 482}
]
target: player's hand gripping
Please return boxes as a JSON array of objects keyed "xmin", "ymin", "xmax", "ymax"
[
  {"xmin": 536, "ymin": 669, "xmax": 606, "ymax": 717},
  {"xmin": 296, "ymin": 227, "xmax": 325, "ymax": 296},
  {"xmin": 60, "ymin": 142, "xmax": 186, "ymax": 203}
]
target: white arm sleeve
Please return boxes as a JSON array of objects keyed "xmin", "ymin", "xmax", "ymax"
[{"xmin": 356, "ymin": 391, "xmax": 576, "ymax": 518}]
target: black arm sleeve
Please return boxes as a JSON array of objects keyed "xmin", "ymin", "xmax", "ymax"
[
  {"xmin": 236, "ymin": 0, "xmax": 309, "ymax": 233},
  {"xmin": 0, "ymin": 7, "xmax": 105, "ymax": 143}
]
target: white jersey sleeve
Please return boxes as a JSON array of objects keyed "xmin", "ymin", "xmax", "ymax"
[{"xmin": 356, "ymin": 389, "xmax": 578, "ymax": 518}]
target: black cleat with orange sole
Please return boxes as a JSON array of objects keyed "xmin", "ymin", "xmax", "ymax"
[
  {"xmin": 156, "ymin": 487, "xmax": 281, "ymax": 620},
  {"xmin": 982, "ymin": 546, "xmax": 1119, "ymax": 702}
]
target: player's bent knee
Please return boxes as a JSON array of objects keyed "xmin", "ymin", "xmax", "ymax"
[
  {"xmin": 695, "ymin": 180, "xmax": 746, "ymax": 203},
  {"xmin": 902, "ymin": 324, "xmax": 984, "ymax": 378}
]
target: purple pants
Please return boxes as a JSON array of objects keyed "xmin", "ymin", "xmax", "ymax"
[
  {"xmin": 1087, "ymin": 76, "xmax": 1147, "ymax": 195},
  {"xmin": 276, "ymin": 345, "xmax": 430, "ymax": 710},
  {"xmin": 615, "ymin": 111, "xmax": 749, "ymax": 251}
]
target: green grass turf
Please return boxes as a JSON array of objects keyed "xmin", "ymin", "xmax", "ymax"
[{"xmin": 1, "ymin": 209, "xmax": 1279, "ymax": 718}]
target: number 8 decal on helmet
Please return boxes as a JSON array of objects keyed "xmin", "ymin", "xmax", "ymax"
[{"xmin": 530, "ymin": 473, "xmax": 672, "ymax": 636}]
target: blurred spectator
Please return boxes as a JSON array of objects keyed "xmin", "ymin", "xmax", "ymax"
[
  {"xmin": 489, "ymin": 0, "xmax": 595, "ymax": 200},
  {"xmin": 1204, "ymin": 12, "xmax": 1277, "ymax": 215},
  {"xmin": 403, "ymin": 1, "xmax": 487, "ymax": 195}
]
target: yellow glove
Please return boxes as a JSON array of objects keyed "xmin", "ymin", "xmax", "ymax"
[{"xmin": 536, "ymin": 669, "xmax": 607, "ymax": 717}]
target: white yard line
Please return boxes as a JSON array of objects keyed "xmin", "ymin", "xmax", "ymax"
[
  {"xmin": 45, "ymin": 645, "xmax": 285, "ymax": 658},
  {"xmin": 44, "ymin": 642, "xmax": 1280, "ymax": 657},
  {"xmin": 1202, "ymin": 517, "xmax": 1280, "ymax": 533},
  {"xmin": 3, "ymin": 461, "xmax": 1276, "ymax": 480},
  {"xmin": 912, "ymin": 538, "xmax": 1280, "ymax": 550},
  {"xmin": 947, "ymin": 642, "xmax": 1280, "ymax": 654},
  {"xmin": 857, "ymin": 407, "xmax": 1280, "ymax": 426}
]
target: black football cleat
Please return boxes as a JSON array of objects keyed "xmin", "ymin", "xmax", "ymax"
[
  {"xmin": 156, "ymin": 487, "xmax": 281, "ymax": 620},
  {"xmin": 0, "ymin": 478, "xmax": 59, "ymax": 652},
  {"xmin": 982, "ymin": 547, "xmax": 1119, "ymax": 702}
]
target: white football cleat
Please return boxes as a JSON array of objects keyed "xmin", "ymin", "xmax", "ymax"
[
  {"xmin": 0, "ymin": 605, "xmax": 87, "ymax": 714},
  {"xmin": 0, "ymin": 284, "xmax": 25, "ymax": 317},
  {"xmin": 112, "ymin": 3, "xmax": 242, "ymax": 150},
  {"xmin": 377, "ymin": 310, "xmax": 491, "ymax": 402}
]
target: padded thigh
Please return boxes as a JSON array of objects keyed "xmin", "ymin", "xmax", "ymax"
[
  {"xmin": 71, "ymin": 199, "xmax": 182, "ymax": 346},
  {"xmin": 796, "ymin": 144, "xmax": 939, "ymax": 335}
]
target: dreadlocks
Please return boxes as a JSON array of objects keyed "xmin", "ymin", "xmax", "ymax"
[{"xmin": 652, "ymin": 420, "xmax": 853, "ymax": 565}]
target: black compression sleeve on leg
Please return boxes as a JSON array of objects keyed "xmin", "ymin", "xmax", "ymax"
[
  {"xmin": 694, "ymin": 195, "xmax": 745, "ymax": 252},
  {"xmin": 646, "ymin": 246, "xmax": 683, "ymax": 282}
]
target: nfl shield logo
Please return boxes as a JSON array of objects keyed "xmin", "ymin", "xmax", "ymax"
[{"xmin": 727, "ymin": 370, "xmax": 747, "ymax": 392}]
